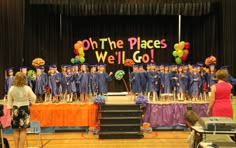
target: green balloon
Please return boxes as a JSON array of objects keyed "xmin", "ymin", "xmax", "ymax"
[
  {"xmin": 175, "ymin": 57, "xmax": 182, "ymax": 64},
  {"xmin": 172, "ymin": 51, "xmax": 178, "ymax": 57},
  {"xmin": 70, "ymin": 58, "xmax": 75, "ymax": 64},
  {"xmin": 79, "ymin": 56, "xmax": 85, "ymax": 63},
  {"xmin": 177, "ymin": 50, "xmax": 184, "ymax": 57}
]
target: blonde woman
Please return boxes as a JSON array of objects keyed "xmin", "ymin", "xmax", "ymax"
[{"xmin": 7, "ymin": 72, "xmax": 36, "ymax": 148}]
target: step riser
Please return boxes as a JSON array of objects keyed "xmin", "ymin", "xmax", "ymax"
[
  {"xmin": 98, "ymin": 104, "xmax": 144, "ymax": 139},
  {"xmin": 101, "ymin": 112, "xmax": 142, "ymax": 117},
  {"xmin": 99, "ymin": 134, "xmax": 144, "ymax": 139},
  {"xmin": 100, "ymin": 126, "xmax": 141, "ymax": 132},
  {"xmin": 101, "ymin": 106, "xmax": 141, "ymax": 110},
  {"xmin": 100, "ymin": 119, "xmax": 142, "ymax": 124}
]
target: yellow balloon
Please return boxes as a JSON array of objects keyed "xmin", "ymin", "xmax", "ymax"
[
  {"xmin": 79, "ymin": 52, "xmax": 85, "ymax": 57},
  {"xmin": 78, "ymin": 47, "xmax": 84, "ymax": 53}
]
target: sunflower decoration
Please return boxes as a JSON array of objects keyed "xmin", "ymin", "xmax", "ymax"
[
  {"xmin": 32, "ymin": 58, "xmax": 45, "ymax": 67},
  {"xmin": 124, "ymin": 59, "xmax": 135, "ymax": 67},
  {"xmin": 204, "ymin": 55, "xmax": 217, "ymax": 66}
]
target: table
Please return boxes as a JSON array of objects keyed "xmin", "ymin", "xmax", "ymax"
[
  {"xmin": 191, "ymin": 126, "xmax": 236, "ymax": 148},
  {"xmin": 144, "ymin": 102, "xmax": 208, "ymax": 127}
]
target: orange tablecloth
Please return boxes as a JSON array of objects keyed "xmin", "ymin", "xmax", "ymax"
[{"xmin": 30, "ymin": 103, "xmax": 98, "ymax": 127}]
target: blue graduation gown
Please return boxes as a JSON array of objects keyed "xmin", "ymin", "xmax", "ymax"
[
  {"xmin": 139, "ymin": 71, "xmax": 147, "ymax": 93},
  {"xmin": 176, "ymin": 73, "xmax": 188, "ymax": 93},
  {"xmin": 190, "ymin": 73, "xmax": 201, "ymax": 96},
  {"xmin": 90, "ymin": 72, "xmax": 98, "ymax": 94},
  {"xmin": 60, "ymin": 72, "xmax": 67, "ymax": 93},
  {"xmin": 147, "ymin": 71, "xmax": 158, "ymax": 91},
  {"xmin": 227, "ymin": 74, "xmax": 236, "ymax": 85},
  {"xmin": 5, "ymin": 76, "xmax": 14, "ymax": 93},
  {"xmin": 65, "ymin": 73, "xmax": 76, "ymax": 93},
  {"xmin": 48, "ymin": 74, "xmax": 58, "ymax": 96},
  {"xmin": 208, "ymin": 73, "xmax": 217, "ymax": 88},
  {"xmin": 35, "ymin": 74, "xmax": 47, "ymax": 95},
  {"xmin": 97, "ymin": 72, "xmax": 112, "ymax": 94},
  {"xmin": 79, "ymin": 72, "xmax": 91, "ymax": 93},
  {"xmin": 161, "ymin": 72, "xmax": 172, "ymax": 93},
  {"xmin": 130, "ymin": 72, "xmax": 142, "ymax": 93}
]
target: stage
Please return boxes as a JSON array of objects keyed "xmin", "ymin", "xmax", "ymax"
[{"xmin": 1, "ymin": 96, "xmax": 236, "ymax": 133}]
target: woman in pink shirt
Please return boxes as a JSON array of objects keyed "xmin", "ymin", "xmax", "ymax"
[{"xmin": 207, "ymin": 69, "xmax": 233, "ymax": 118}]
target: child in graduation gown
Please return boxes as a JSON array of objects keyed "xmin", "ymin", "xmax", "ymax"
[
  {"xmin": 48, "ymin": 65, "xmax": 60, "ymax": 103},
  {"xmin": 20, "ymin": 66, "xmax": 32, "ymax": 88},
  {"xmin": 59, "ymin": 65, "xmax": 67, "ymax": 101},
  {"xmin": 65, "ymin": 65, "xmax": 76, "ymax": 103},
  {"xmin": 189, "ymin": 65, "xmax": 201, "ymax": 101},
  {"xmin": 90, "ymin": 65, "xmax": 98, "ymax": 98},
  {"xmin": 34, "ymin": 66, "xmax": 47, "ymax": 103},
  {"xmin": 130, "ymin": 64, "xmax": 142, "ymax": 100},
  {"xmin": 96, "ymin": 63, "xmax": 113, "ymax": 96},
  {"xmin": 147, "ymin": 63, "xmax": 158, "ymax": 101},
  {"xmin": 161, "ymin": 65, "xmax": 172, "ymax": 101},
  {"xmin": 78, "ymin": 63, "xmax": 91, "ymax": 102},
  {"xmin": 72, "ymin": 64, "xmax": 80, "ymax": 101},
  {"xmin": 176, "ymin": 65, "xmax": 188, "ymax": 101},
  {"xmin": 138, "ymin": 64, "xmax": 148, "ymax": 96},
  {"xmin": 5, "ymin": 68, "xmax": 14, "ymax": 96},
  {"xmin": 207, "ymin": 64, "xmax": 217, "ymax": 96}
]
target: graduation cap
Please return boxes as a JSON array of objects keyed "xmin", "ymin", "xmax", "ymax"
[
  {"xmin": 20, "ymin": 66, "xmax": 29, "ymax": 71},
  {"xmin": 81, "ymin": 63, "xmax": 89, "ymax": 68},
  {"xmin": 36, "ymin": 66, "xmax": 44, "ymax": 70},
  {"xmin": 159, "ymin": 64, "xmax": 164, "ymax": 67},
  {"xmin": 150, "ymin": 61, "xmax": 156, "ymax": 66},
  {"xmin": 220, "ymin": 65, "xmax": 229, "ymax": 70},
  {"xmin": 133, "ymin": 63, "xmax": 139, "ymax": 68},
  {"xmin": 90, "ymin": 64, "xmax": 97, "ymax": 68},
  {"xmin": 197, "ymin": 62, "xmax": 204, "ymax": 67},
  {"xmin": 66, "ymin": 65, "xmax": 72, "ymax": 69},
  {"xmin": 177, "ymin": 64, "xmax": 183, "ymax": 68},
  {"xmin": 97, "ymin": 63, "xmax": 105, "ymax": 67},
  {"xmin": 138, "ymin": 63, "xmax": 144, "ymax": 68},
  {"xmin": 61, "ymin": 64, "xmax": 67, "ymax": 68},
  {"xmin": 49, "ymin": 64, "xmax": 57, "ymax": 69},
  {"xmin": 209, "ymin": 63, "xmax": 216, "ymax": 68},
  {"xmin": 193, "ymin": 64, "xmax": 200, "ymax": 68},
  {"xmin": 7, "ymin": 67, "xmax": 14, "ymax": 73}
]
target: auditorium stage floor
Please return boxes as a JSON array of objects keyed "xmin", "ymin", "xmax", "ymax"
[{"xmin": 4, "ymin": 131, "xmax": 189, "ymax": 148}]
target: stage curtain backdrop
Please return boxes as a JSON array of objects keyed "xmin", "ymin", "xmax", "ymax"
[{"xmin": 1, "ymin": 0, "xmax": 236, "ymax": 98}]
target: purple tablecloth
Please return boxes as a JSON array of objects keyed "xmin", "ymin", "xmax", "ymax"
[{"xmin": 143, "ymin": 103, "xmax": 208, "ymax": 127}]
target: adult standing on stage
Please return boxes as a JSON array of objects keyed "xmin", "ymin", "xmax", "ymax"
[
  {"xmin": 207, "ymin": 69, "xmax": 233, "ymax": 118},
  {"xmin": 7, "ymin": 72, "xmax": 36, "ymax": 148}
]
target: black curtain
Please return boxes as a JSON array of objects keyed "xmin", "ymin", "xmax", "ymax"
[
  {"xmin": 1, "ymin": 0, "xmax": 236, "ymax": 98},
  {"xmin": 0, "ymin": 0, "xmax": 25, "ymax": 97}
]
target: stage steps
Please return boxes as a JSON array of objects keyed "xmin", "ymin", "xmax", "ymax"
[{"xmin": 98, "ymin": 104, "xmax": 144, "ymax": 139}]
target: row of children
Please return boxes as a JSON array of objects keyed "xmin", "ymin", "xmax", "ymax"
[
  {"xmin": 5, "ymin": 63, "xmax": 113, "ymax": 103},
  {"xmin": 130, "ymin": 62, "xmax": 236, "ymax": 101}
]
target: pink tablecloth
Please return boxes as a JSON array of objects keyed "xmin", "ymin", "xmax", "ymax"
[{"xmin": 0, "ymin": 104, "xmax": 11, "ymax": 128}]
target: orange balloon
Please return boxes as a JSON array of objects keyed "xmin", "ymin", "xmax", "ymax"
[
  {"xmin": 75, "ymin": 55, "xmax": 80, "ymax": 59},
  {"xmin": 74, "ymin": 43, "xmax": 82, "ymax": 49}
]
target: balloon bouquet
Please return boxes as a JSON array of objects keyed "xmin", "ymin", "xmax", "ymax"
[
  {"xmin": 172, "ymin": 41, "xmax": 190, "ymax": 64},
  {"xmin": 71, "ymin": 41, "xmax": 86, "ymax": 64}
]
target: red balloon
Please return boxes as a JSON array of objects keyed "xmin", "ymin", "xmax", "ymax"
[
  {"xmin": 185, "ymin": 42, "xmax": 191, "ymax": 49},
  {"xmin": 184, "ymin": 49, "xmax": 189, "ymax": 55},
  {"xmin": 181, "ymin": 55, "xmax": 188, "ymax": 61},
  {"xmin": 73, "ymin": 48, "xmax": 78, "ymax": 54}
]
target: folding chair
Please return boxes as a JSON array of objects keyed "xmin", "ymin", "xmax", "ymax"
[{"xmin": 26, "ymin": 121, "xmax": 43, "ymax": 148}]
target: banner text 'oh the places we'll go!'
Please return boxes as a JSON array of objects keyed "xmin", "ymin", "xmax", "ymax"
[{"xmin": 77, "ymin": 37, "xmax": 168, "ymax": 64}]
